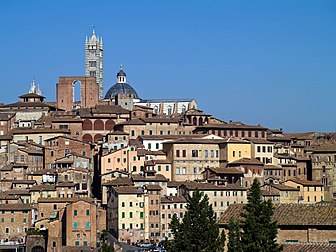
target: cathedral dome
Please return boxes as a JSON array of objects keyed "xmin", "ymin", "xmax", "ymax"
[
  {"xmin": 104, "ymin": 65, "xmax": 139, "ymax": 99},
  {"xmin": 104, "ymin": 82, "xmax": 139, "ymax": 99}
]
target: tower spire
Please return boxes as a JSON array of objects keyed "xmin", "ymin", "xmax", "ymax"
[{"xmin": 29, "ymin": 78, "xmax": 37, "ymax": 93}]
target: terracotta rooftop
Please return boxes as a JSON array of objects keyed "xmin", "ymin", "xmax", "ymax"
[
  {"xmin": 204, "ymin": 167, "xmax": 244, "ymax": 175},
  {"xmin": 161, "ymin": 195, "xmax": 187, "ymax": 204},
  {"xmin": 283, "ymin": 242, "xmax": 336, "ymax": 252},
  {"xmin": 144, "ymin": 184, "xmax": 162, "ymax": 191},
  {"xmin": 131, "ymin": 174, "xmax": 168, "ymax": 182},
  {"xmin": 0, "ymin": 203, "xmax": 32, "ymax": 211},
  {"xmin": 229, "ymin": 157, "xmax": 264, "ymax": 166},
  {"xmin": 113, "ymin": 186, "xmax": 144, "ymax": 195},
  {"xmin": 196, "ymin": 123, "xmax": 267, "ymax": 130},
  {"xmin": 102, "ymin": 177, "xmax": 133, "ymax": 186},
  {"xmin": 29, "ymin": 184, "xmax": 56, "ymax": 191},
  {"xmin": 244, "ymin": 138, "xmax": 274, "ymax": 144},
  {"xmin": 181, "ymin": 181, "xmax": 247, "ymax": 191},
  {"xmin": 219, "ymin": 203, "xmax": 336, "ymax": 226},
  {"xmin": 286, "ymin": 178, "xmax": 324, "ymax": 186}
]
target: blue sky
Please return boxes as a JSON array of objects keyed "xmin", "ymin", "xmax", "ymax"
[{"xmin": 0, "ymin": 0, "xmax": 335, "ymax": 132}]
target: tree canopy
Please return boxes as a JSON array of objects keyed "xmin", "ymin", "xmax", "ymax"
[
  {"xmin": 240, "ymin": 179, "xmax": 282, "ymax": 252},
  {"xmin": 167, "ymin": 189, "xmax": 225, "ymax": 252}
]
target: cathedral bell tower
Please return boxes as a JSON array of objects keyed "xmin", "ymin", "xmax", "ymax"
[{"xmin": 85, "ymin": 26, "xmax": 104, "ymax": 99}]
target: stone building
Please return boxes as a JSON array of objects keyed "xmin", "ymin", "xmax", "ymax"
[
  {"xmin": 284, "ymin": 178, "xmax": 324, "ymax": 203},
  {"xmin": 0, "ymin": 203, "xmax": 33, "ymax": 245}
]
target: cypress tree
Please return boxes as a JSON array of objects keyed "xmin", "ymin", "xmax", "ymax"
[
  {"xmin": 240, "ymin": 179, "xmax": 282, "ymax": 252},
  {"xmin": 228, "ymin": 218, "xmax": 242, "ymax": 252},
  {"xmin": 168, "ymin": 189, "xmax": 225, "ymax": 252}
]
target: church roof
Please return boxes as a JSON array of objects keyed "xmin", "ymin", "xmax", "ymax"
[{"xmin": 104, "ymin": 82, "xmax": 139, "ymax": 99}]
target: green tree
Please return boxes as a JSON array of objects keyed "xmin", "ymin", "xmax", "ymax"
[
  {"xmin": 99, "ymin": 242, "xmax": 114, "ymax": 252},
  {"xmin": 240, "ymin": 179, "xmax": 282, "ymax": 252},
  {"xmin": 167, "ymin": 189, "xmax": 225, "ymax": 252},
  {"xmin": 228, "ymin": 218, "xmax": 242, "ymax": 252}
]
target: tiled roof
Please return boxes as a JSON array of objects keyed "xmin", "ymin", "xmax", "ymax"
[
  {"xmin": 167, "ymin": 181, "xmax": 185, "ymax": 187},
  {"xmin": 141, "ymin": 117, "xmax": 181, "ymax": 123},
  {"xmin": 144, "ymin": 184, "xmax": 162, "ymax": 191},
  {"xmin": 205, "ymin": 167, "xmax": 244, "ymax": 175},
  {"xmin": 305, "ymin": 144, "xmax": 336, "ymax": 153},
  {"xmin": 113, "ymin": 186, "xmax": 144, "ymax": 195},
  {"xmin": 219, "ymin": 203, "xmax": 336, "ymax": 226},
  {"xmin": 138, "ymin": 134, "xmax": 207, "ymax": 141},
  {"xmin": 5, "ymin": 189, "xmax": 30, "ymax": 195},
  {"xmin": 283, "ymin": 242, "xmax": 336, "ymax": 252},
  {"xmin": 244, "ymin": 138, "xmax": 273, "ymax": 144},
  {"xmin": 286, "ymin": 178, "xmax": 323, "ymax": 186},
  {"xmin": 161, "ymin": 195, "xmax": 187, "ymax": 204},
  {"xmin": 28, "ymin": 169, "xmax": 57, "ymax": 175},
  {"xmin": 165, "ymin": 138, "xmax": 227, "ymax": 145},
  {"xmin": 102, "ymin": 177, "xmax": 132, "ymax": 186},
  {"xmin": 181, "ymin": 181, "xmax": 247, "ymax": 191},
  {"xmin": 0, "ymin": 203, "xmax": 32, "ymax": 211},
  {"xmin": 229, "ymin": 158, "xmax": 264, "ymax": 166},
  {"xmin": 0, "ymin": 112, "xmax": 15, "ymax": 120},
  {"xmin": 131, "ymin": 174, "xmax": 168, "ymax": 182},
  {"xmin": 29, "ymin": 184, "xmax": 56, "ymax": 191},
  {"xmin": 196, "ymin": 123, "xmax": 267, "ymax": 130}
]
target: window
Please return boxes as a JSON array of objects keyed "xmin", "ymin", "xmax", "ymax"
[
  {"xmin": 74, "ymin": 221, "xmax": 78, "ymax": 228},
  {"xmin": 140, "ymin": 212, "xmax": 144, "ymax": 218},
  {"xmin": 130, "ymin": 212, "xmax": 133, "ymax": 218},
  {"xmin": 182, "ymin": 150, "xmax": 186, "ymax": 157},
  {"xmin": 156, "ymin": 143, "xmax": 159, "ymax": 149},
  {"xmin": 157, "ymin": 165, "xmax": 161, "ymax": 171},
  {"xmin": 74, "ymin": 210, "xmax": 77, "ymax": 216},
  {"xmin": 122, "ymin": 212, "xmax": 125, "ymax": 218},
  {"xmin": 86, "ymin": 221, "xmax": 90, "ymax": 228},
  {"xmin": 131, "ymin": 130, "xmax": 135, "ymax": 136},
  {"xmin": 11, "ymin": 218, "xmax": 14, "ymax": 223},
  {"xmin": 83, "ymin": 241, "xmax": 88, "ymax": 246},
  {"xmin": 86, "ymin": 210, "xmax": 90, "ymax": 216},
  {"xmin": 89, "ymin": 61, "xmax": 97, "ymax": 67},
  {"xmin": 233, "ymin": 151, "xmax": 235, "ymax": 157},
  {"xmin": 192, "ymin": 150, "xmax": 198, "ymax": 157},
  {"xmin": 75, "ymin": 241, "xmax": 80, "ymax": 246},
  {"xmin": 238, "ymin": 151, "xmax": 241, "ymax": 157},
  {"xmin": 5, "ymin": 227, "xmax": 9, "ymax": 233},
  {"xmin": 176, "ymin": 167, "xmax": 180, "ymax": 174},
  {"xmin": 204, "ymin": 150, "xmax": 208, "ymax": 158},
  {"xmin": 176, "ymin": 150, "xmax": 180, "ymax": 157},
  {"xmin": 90, "ymin": 71, "xmax": 96, "ymax": 77}
]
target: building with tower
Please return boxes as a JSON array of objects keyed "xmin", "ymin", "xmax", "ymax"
[{"xmin": 85, "ymin": 27, "xmax": 104, "ymax": 100}]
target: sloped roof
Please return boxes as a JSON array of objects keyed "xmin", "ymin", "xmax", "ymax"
[{"xmin": 219, "ymin": 203, "xmax": 336, "ymax": 226}]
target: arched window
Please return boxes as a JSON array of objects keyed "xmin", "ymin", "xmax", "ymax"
[
  {"xmin": 193, "ymin": 117, "xmax": 197, "ymax": 125},
  {"xmin": 154, "ymin": 106, "xmax": 159, "ymax": 114},
  {"xmin": 94, "ymin": 134, "xmax": 103, "ymax": 142},
  {"xmin": 167, "ymin": 105, "xmax": 172, "ymax": 115},
  {"xmin": 82, "ymin": 134, "xmax": 93, "ymax": 143},
  {"xmin": 199, "ymin": 117, "xmax": 203, "ymax": 126},
  {"xmin": 82, "ymin": 120, "xmax": 92, "ymax": 130},
  {"xmin": 94, "ymin": 120, "xmax": 104, "ymax": 130},
  {"xmin": 181, "ymin": 105, "xmax": 186, "ymax": 113},
  {"xmin": 105, "ymin": 119, "xmax": 116, "ymax": 131}
]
